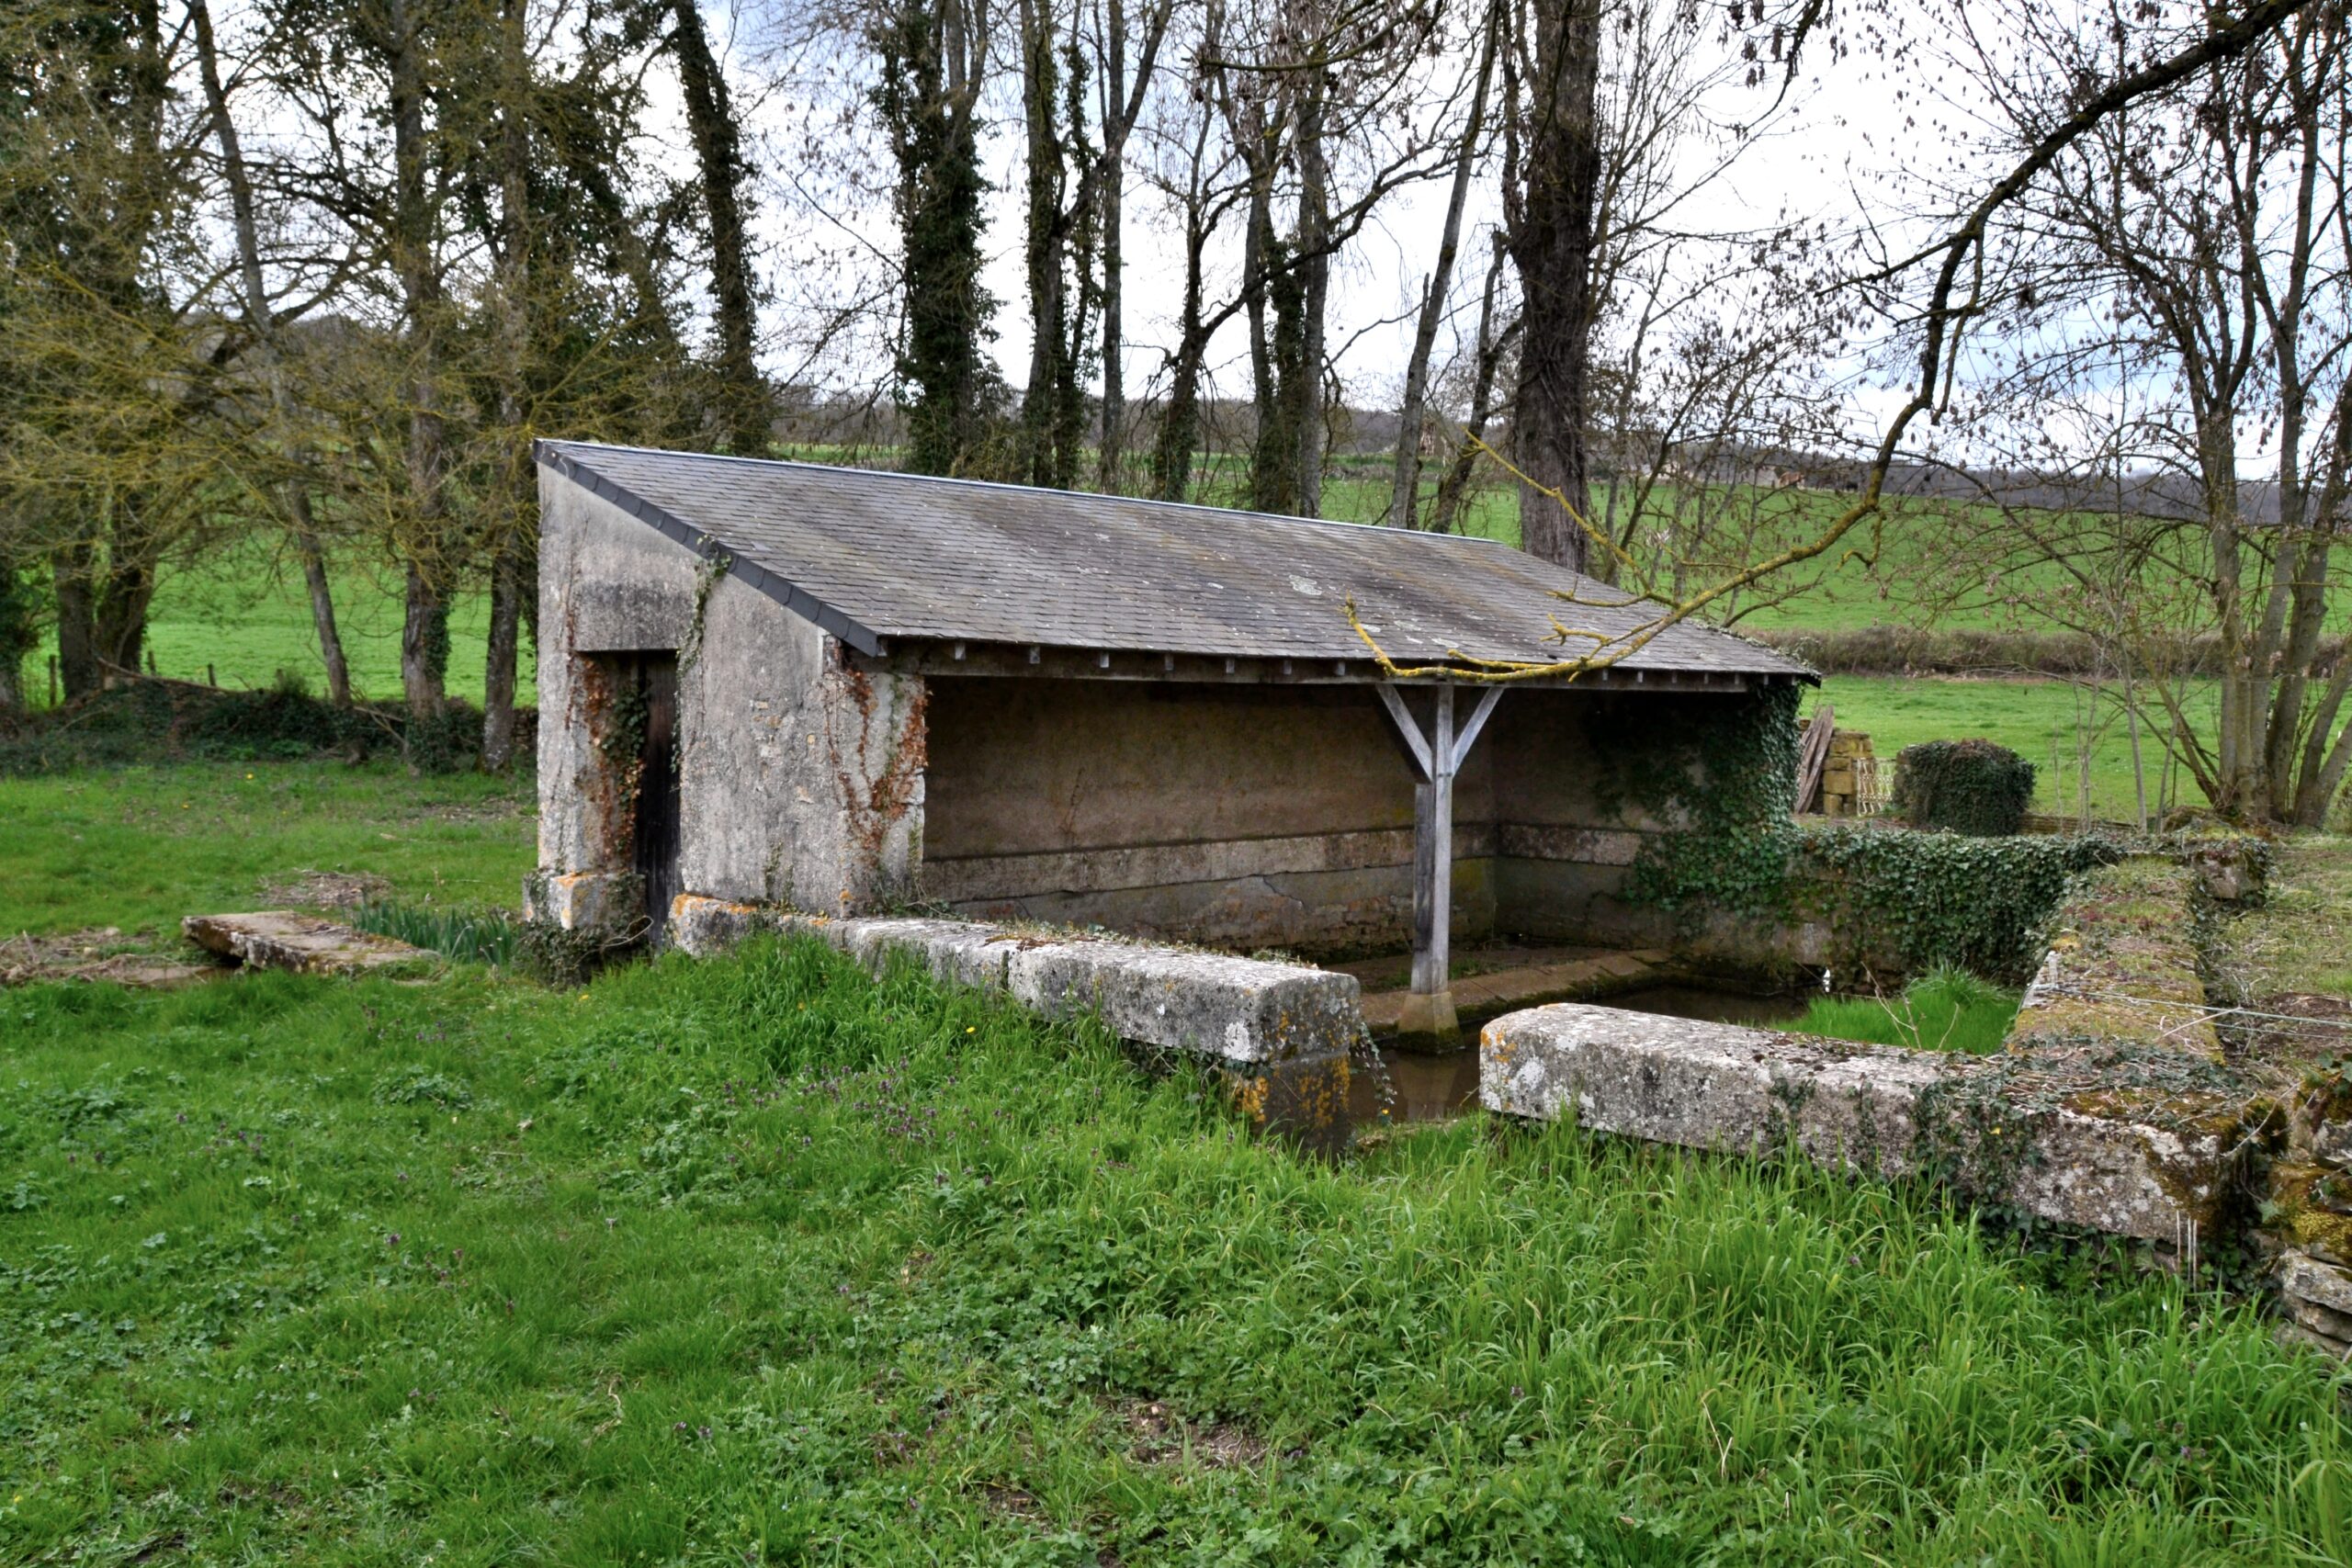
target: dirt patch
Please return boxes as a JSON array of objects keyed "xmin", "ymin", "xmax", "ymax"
[
  {"xmin": 1116, "ymin": 1398, "xmax": 1272, "ymax": 1470},
  {"xmin": 1, "ymin": 928, "xmax": 215, "ymax": 989},
  {"xmin": 979, "ymin": 1483, "xmax": 1047, "ymax": 1522},
  {"xmin": 259, "ymin": 869, "xmax": 390, "ymax": 910}
]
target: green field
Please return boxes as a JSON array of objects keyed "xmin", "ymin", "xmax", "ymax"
[
  {"xmin": 6, "ymin": 759, "xmax": 2350, "ymax": 1564},
  {"xmin": 1805, "ymin": 675, "xmax": 2208, "ymax": 825},
  {"xmin": 25, "ymin": 547, "xmax": 536, "ymax": 710},
  {"xmin": 0, "ymin": 761, "xmax": 536, "ymax": 939}
]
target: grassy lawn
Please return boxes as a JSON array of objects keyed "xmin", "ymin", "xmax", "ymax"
[
  {"xmin": 6, "ymin": 762, "xmax": 2352, "ymax": 1563},
  {"xmin": 0, "ymin": 761, "xmax": 536, "ymax": 941},
  {"xmin": 1804, "ymin": 675, "xmax": 2205, "ymax": 824}
]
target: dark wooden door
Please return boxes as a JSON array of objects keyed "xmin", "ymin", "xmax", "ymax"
[{"xmin": 630, "ymin": 655, "xmax": 683, "ymax": 942}]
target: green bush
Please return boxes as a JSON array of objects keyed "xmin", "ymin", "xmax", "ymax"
[{"xmin": 1891, "ymin": 738, "xmax": 2036, "ymax": 835}]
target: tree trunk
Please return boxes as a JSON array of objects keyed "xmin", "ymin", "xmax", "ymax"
[
  {"xmin": 401, "ymin": 560, "xmax": 449, "ymax": 720},
  {"xmin": 1505, "ymin": 0, "xmax": 1603, "ymax": 570},
  {"xmin": 483, "ymin": 545, "xmax": 524, "ymax": 770},
  {"xmin": 53, "ymin": 547, "xmax": 99, "ymax": 698},
  {"xmin": 1391, "ymin": 2, "xmax": 1497, "ymax": 528},
  {"xmin": 291, "ymin": 505, "xmax": 352, "ymax": 705},
  {"xmin": 879, "ymin": 0, "xmax": 995, "ymax": 476},
  {"xmin": 389, "ymin": 0, "xmax": 448, "ymax": 719},
  {"xmin": 1017, "ymin": 0, "xmax": 1070, "ymax": 487},
  {"xmin": 1095, "ymin": 1, "xmax": 1127, "ymax": 493},
  {"xmin": 192, "ymin": 0, "xmax": 352, "ymax": 705},
  {"xmin": 1293, "ymin": 79, "xmax": 1329, "ymax": 519},
  {"xmin": 1150, "ymin": 190, "xmax": 1211, "ymax": 502},
  {"xmin": 483, "ymin": 0, "xmax": 533, "ymax": 771},
  {"xmin": 670, "ymin": 0, "xmax": 767, "ymax": 457},
  {"xmin": 1431, "ymin": 240, "xmax": 1518, "ymax": 536}
]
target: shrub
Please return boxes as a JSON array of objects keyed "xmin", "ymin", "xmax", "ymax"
[
  {"xmin": 0, "ymin": 681, "xmax": 535, "ymax": 775},
  {"xmin": 1891, "ymin": 738, "xmax": 2036, "ymax": 835}
]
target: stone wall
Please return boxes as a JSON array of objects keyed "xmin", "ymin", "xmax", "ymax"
[
  {"xmin": 921, "ymin": 678, "xmax": 1493, "ymax": 953},
  {"xmin": 533, "ymin": 468, "xmax": 924, "ymax": 929},
  {"xmin": 1485, "ymin": 856, "xmax": 2267, "ymax": 1249},
  {"xmin": 921, "ymin": 679, "xmax": 1774, "ymax": 958}
]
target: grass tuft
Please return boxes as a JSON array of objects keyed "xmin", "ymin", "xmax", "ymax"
[
  {"xmin": 349, "ymin": 898, "xmax": 519, "ymax": 969},
  {"xmin": 1792, "ymin": 964, "xmax": 2021, "ymax": 1053}
]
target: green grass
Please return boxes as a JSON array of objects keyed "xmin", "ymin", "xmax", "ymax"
[
  {"xmin": 1792, "ymin": 967, "xmax": 2022, "ymax": 1055},
  {"xmin": 349, "ymin": 899, "xmax": 523, "ymax": 969},
  {"xmin": 5, "ymin": 760, "xmax": 2352, "ymax": 1563},
  {"xmin": 0, "ymin": 760, "xmax": 536, "ymax": 940},
  {"xmin": 25, "ymin": 544, "xmax": 534, "ymax": 710},
  {"xmin": 7, "ymin": 937, "xmax": 2352, "ymax": 1564},
  {"xmin": 1804, "ymin": 675, "xmax": 2209, "ymax": 824}
]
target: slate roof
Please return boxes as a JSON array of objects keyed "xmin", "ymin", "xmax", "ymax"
[{"xmin": 538, "ymin": 440, "xmax": 1813, "ymax": 681}]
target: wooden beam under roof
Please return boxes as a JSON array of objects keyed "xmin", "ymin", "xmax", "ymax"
[{"xmin": 849, "ymin": 638, "xmax": 1762, "ymax": 694}]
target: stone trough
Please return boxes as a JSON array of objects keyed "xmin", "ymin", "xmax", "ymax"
[
  {"xmin": 650, "ymin": 856, "xmax": 2330, "ymax": 1330},
  {"xmin": 1479, "ymin": 1003, "xmax": 2250, "ymax": 1246},
  {"xmin": 668, "ymin": 895, "xmax": 1359, "ymax": 1151}
]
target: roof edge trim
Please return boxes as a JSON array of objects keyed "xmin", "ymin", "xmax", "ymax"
[{"xmin": 537, "ymin": 440, "xmax": 886, "ymax": 656}]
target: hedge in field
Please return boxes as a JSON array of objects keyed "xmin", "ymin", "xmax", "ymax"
[{"xmin": 1892, "ymin": 738, "xmax": 2036, "ymax": 835}]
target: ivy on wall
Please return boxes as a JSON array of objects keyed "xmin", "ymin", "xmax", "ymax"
[
  {"xmin": 1613, "ymin": 681, "xmax": 2122, "ymax": 982},
  {"xmin": 1795, "ymin": 828, "xmax": 2120, "ymax": 981},
  {"xmin": 1617, "ymin": 681, "xmax": 1803, "ymax": 915}
]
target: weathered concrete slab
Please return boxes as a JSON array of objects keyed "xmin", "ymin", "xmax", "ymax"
[
  {"xmin": 2013, "ymin": 857, "xmax": 2222, "ymax": 1060},
  {"xmin": 183, "ymin": 912, "xmax": 432, "ymax": 976},
  {"xmin": 1481, "ymin": 1003, "xmax": 2248, "ymax": 1245},
  {"xmin": 670, "ymin": 892, "xmax": 1358, "ymax": 1096},
  {"xmin": 1356, "ymin": 949, "xmax": 1669, "ymax": 1036},
  {"xmin": 1006, "ymin": 941, "xmax": 1359, "ymax": 1066}
]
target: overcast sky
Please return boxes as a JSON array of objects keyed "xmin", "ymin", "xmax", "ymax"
[{"xmin": 713, "ymin": 2, "xmax": 1955, "ymax": 430}]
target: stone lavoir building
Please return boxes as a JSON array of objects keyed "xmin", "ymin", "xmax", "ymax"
[{"xmin": 528, "ymin": 441, "xmax": 1811, "ymax": 1035}]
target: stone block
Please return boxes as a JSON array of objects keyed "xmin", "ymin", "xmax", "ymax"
[
  {"xmin": 526, "ymin": 870, "xmax": 636, "ymax": 934},
  {"xmin": 1482, "ymin": 1003, "xmax": 2248, "ymax": 1244},
  {"xmin": 2281, "ymin": 1249, "xmax": 2352, "ymax": 1316},
  {"xmin": 182, "ymin": 912, "xmax": 431, "ymax": 976},
  {"xmin": 829, "ymin": 917, "xmax": 1021, "ymax": 991},
  {"xmin": 1008, "ymin": 941, "xmax": 1361, "ymax": 1066},
  {"xmin": 668, "ymin": 893, "xmax": 790, "ymax": 956}
]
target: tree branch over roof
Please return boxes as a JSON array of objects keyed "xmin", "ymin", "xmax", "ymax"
[{"xmin": 1348, "ymin": 0, "xmax": 2328, "ymax": 686}]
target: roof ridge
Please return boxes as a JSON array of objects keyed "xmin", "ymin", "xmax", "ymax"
[{"xmin": 539, "ymin": 437, "xmax": 1534, "ymax": 558}]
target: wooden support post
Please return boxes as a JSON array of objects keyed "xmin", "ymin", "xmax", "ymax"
[
  {"xmin": 1410, "ymin": 682, "xmax": 1454, "ymax": 998},
  {"xmin": 1378, "ymin": 681, "xmax": 1503, "ymax": 1048}
]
